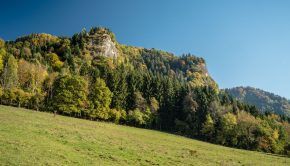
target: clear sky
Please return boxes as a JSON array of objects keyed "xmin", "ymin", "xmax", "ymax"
[{"xmin": 0, "ymin": 0, "xmax": 289, "ymax": 99}]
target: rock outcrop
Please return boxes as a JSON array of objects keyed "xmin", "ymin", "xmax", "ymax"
[{"xmin": 85, "ymin": 28, "xmax": 118, "ymax": 59}]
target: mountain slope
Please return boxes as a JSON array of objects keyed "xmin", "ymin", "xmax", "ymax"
[
  {"xmin": 0, "ymin": 105, "xmax": 289, "ymax": 166},
  {"xmin": 0, "ymin": 27, "xmax": 289, "ymax": 156},
  {"xmin": 9, "ymin": 28, "xmax": 217, "ymax": 89},
  {"xmin": 225, "ymin": 86, "xmax": 290, "ymax": 116}
]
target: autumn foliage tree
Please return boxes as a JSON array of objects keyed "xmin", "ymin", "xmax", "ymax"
[
  {"xmin": 88, "ymin": 77, "xmax": 112, "ymax": 120},
  {"xmin": 52, "ymin": 75, "xmax": 88, "ymax": 116}
]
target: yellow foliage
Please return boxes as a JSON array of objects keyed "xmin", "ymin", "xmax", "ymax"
[
  {"xmin": 18, "ymin": 59, "xmax": 48, "ymax": 92},
  {"xmin": 120, "ymin": 45, "xmax": 142, "ymax": 58},
  {"xmin": 0, "ymin": 38, "xmax": 4, "ymax": 48},
  {"xmin": 272, "ymin": 129, "xmax": 279, "ymax": 140},
  {"xmin": 237, "ymin": 111, "xmax": 259, "ymax": 124},
  {"xmin": 269, "ymin": 114, "xmax": 280, "ymax": 121},
  {"xmin": 206, "ymin": 114, "xmax": 214, "ymax": 125},
  {"xmin": 46, "ymin": 53, "xmax": 64, "ymax": 70},
  {"xmin": 29, "ymin": 33, "xmax": 60, "ymax": 46},
  {"xmin": 0, "ymin": 48, "xmax": 5, "ymax": 72},
  {"xmin": 223, "ymin": 113, "xmax": 237, "ymax": 126}
]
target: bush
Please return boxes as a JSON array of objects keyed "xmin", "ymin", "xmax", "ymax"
[
  {"xmin": 128, "ymin": 108, "xmax": 146, "ymax": 126},
  {"xmin": 109, "ymin": 109, "xmax": 127, "ymax": 123},
  {"xmin": 127, "ymin": 108, "xmax": 152, "ymax": 127}
]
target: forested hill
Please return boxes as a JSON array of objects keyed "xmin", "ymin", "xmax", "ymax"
[
  {"xmin": 0, "ymin": 27, "xmax": 290, "ymax": 156},
  {"xmin": 225, "ymin": 86, "xmax": 290, "ymax": 117},
  {"xmin": 10, "ymin": 28, "xmax": 218, "ymax": 89}
]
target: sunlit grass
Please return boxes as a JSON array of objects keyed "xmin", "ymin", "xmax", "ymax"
[{"xmin": 0, "ymin": 105, "xmax": 289, "ymax": 166}]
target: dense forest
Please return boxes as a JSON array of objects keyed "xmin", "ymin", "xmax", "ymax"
[
  {"xmin": 225, "ymin": 86, "xmax": 290, "ymax": 117},
  {"xmin": 0, "ymin": 27, "xmax": 289, "ymax": 156}
]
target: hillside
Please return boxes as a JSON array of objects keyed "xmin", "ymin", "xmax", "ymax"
[
  {"xmin": 225, "ymin": 87, "xmax": 290, "ymax": 117},
  {"xmin": 0, "ymin": 105, "xmax": 289, "ymax": 166},
  {"xmin": 0, "ymin": 27, "xmax": 290, "ymax": 156}
]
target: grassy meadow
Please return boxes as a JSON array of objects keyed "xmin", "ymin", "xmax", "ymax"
[{"xmin": 0, "ymin": 105, "xmax": 289, "ymax": 166}]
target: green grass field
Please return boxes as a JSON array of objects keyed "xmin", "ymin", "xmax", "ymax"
[{"xmin": 0, "ymin": 105, "xmax": 289, "ymax": 166}]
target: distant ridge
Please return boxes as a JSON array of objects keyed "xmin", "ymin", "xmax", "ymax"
[{"xmin": 225, "ymin": 86, "xmax": 290, "ymax": 117}]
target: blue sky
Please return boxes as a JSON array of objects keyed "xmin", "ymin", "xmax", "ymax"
[{"xmin": 0, "ymin": 0, "xmax": 289, "ymax": 99}]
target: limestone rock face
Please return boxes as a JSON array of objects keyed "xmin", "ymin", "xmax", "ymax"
[{"xmin": 86, "ymin": 30, "xmax": 118, "ymax": 59}]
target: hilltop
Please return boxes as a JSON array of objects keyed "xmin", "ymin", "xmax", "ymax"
[{"xmin": 225, "ymin": 86, "xmax": 290, "ymax": 117}]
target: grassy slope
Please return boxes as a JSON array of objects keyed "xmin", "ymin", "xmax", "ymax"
[{"xmin": 0, "ymin": 105, "xmax": 289, "ymax": 166}]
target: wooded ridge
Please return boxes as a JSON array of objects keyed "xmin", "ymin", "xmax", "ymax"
[{"xmin": 0, "ymin": 27, "xmax": 289, "ymax": 156}]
